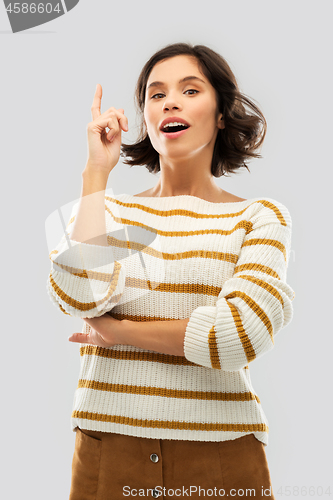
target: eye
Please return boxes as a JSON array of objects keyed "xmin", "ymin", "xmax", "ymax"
[{"xmin": 150, "ymin": 89, "xmax": 199, "ymax": 99}]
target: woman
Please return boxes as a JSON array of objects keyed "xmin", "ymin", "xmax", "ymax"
[{"xmin": 47, "ymin": 42, "xmax": 295, "ymax": 499}]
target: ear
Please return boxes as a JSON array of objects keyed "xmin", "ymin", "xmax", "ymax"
[{"xmin": 217, "ymin": 112, "xmax": 225, "ymax": 130}]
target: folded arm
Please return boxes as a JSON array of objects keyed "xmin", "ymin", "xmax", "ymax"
[{"xmin": 183, "ymin": 202, "xmax": 295, "ymax": 371}]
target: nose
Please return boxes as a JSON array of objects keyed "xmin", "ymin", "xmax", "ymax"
[{"xmin": 162, "ymin": 93, "xmax": 182, "ymax": 112}]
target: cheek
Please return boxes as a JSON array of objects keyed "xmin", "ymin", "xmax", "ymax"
[
  {"xmin": 194, "ymin": 100, "xmax": 217, "ymax": 127},
  {"xmin": 144, "ymin": 106, "xmax": 155, "ymax": 133},
  {"xmin": 196, "ymin": 114, "xmax": 217, "ymax": 139},
  {"xmin": 143, "ymin": 107, "xmax": 160, "ymax": 148}
]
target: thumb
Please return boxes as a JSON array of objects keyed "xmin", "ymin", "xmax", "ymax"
[{"xmin": 68, "ymin": 333, "xmax": 89, "ymax": 343}]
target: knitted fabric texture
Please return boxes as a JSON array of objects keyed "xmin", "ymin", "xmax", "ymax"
[{"xmin": 46, "ymin": 193, "xmax": 295, "ymax": 445}]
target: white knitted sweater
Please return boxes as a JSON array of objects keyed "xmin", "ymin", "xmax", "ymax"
[{"xmin": 46, "ymin": 193, "xmax": 295, "ymax": 445}]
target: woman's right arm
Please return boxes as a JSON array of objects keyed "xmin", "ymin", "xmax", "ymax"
[
  {"xmin": 46, "ymin": 84, "xmax": 129, "ymax": 318},
  {"xmin": 70, "ymin": 83, "xmax": 128, "ymax": 246}
]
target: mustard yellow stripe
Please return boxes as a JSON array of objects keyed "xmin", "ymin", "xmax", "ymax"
[
  {"xmin": 237, "ymin": 274, "xmax": 284, "ymax": 307},
  {"xmin": 128, "ymin": 280, "xmax": 223, "ymax": 296},
  {"xmin": 51, "ymin": 260, "xmax": 122, "ymax": 283},
  {"xmin": 53, "ymin": 268, "xmax": 281, "ymax": 306},
  {"xmin": 107, "ymin": 235, "xmax": 160, "ymax": 257},
  {"xmin": 59, "ymin": 303, "xmax": 70, "ymax": 316},
  {"xmin": 72, "ymin": 410, "xmax": 269, "ymax": 433},
  {"xmin": 259, "ymin": 200, "xmax": 288, "ymax": 226},
  {"xmin": 227, "ymin": 302, "xmax": 256, "ymax": 363},
  {"xmin": 208, "ymin": 326, "xmax": 221, "ymax": 370},
  {"xmin": 108, "ymin": 236, "xmax": 239, "ymax": 265},
  {"xmin": 48, "ymin": 262, "xmax": 122, "ymax": 312},
  {"xmin": 80, "ymin": 344, "xmax": 249, "ymax": 372},
  {"xmin": 234, "ymin": 263, "xmax": 281, "ymax": 280},
  {"xmin": 106, "ymin": 204, "xmax": 252, "ymax": 237},
  {"xmin": 242, "ymin": 238, "xmax": 287, "ymax": 262},
  {"xmin": 106, "ymin": 197, "xmax": 254, "ymax": 219},
  {"xmin": 109, "ymin": 311, "xmax": 177, "ymax": 322},
  {"xmin": 77, "ymin": 379, "xmax": 261, "ymax": 404},
  {"xmin": 107, "ymin": 196, "xmax": 285, "ymax": 228},
  {"xmin": 80, "ymin": 343, "xmax": 200, "ymax": 367},
  {"xmin": 50, "ymin": 240, "xmax": 238, "ymax": 275},
  {"xmin": 50, "ymin": 247, "xmax": 238, "ymax": 290},
  {"xmin": 225, "ymin": 291, "xmax": 274, "ymax": 343}
]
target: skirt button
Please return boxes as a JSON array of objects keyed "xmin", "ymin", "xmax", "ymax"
[{"xmin": 150, "ymin": 453, "xmax": 159, "ymax": 463}]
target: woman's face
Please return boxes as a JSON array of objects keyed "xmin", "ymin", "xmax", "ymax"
[{"xmin": 144, "ymin": 55, "xmax": 224, "ymax": 162}]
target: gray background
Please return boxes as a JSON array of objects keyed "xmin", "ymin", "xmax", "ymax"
[{"xmin": 1, "ymin": 0, "xmax": 332, "ymax": 498}]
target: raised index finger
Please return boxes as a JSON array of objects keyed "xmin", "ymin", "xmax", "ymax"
[{"xmin": 91, "ymin": 83, "xmax": 102, "ymax": 121}]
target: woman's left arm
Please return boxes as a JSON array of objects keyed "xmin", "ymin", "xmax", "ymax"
[
  {"xmin": 68, "ymin": 314, "xmax": 190, "ymax": 357},
  {"xmin": 181, "ymin": 201, "xmax": 295, "ymax": 372}
]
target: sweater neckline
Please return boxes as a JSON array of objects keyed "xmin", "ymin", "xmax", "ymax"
[{"xmin": 115, "ymin": 193, "xmax": 264, "ymax": 207}]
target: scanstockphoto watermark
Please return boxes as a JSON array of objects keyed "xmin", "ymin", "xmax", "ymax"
[
  {"xmin": 123, "ymin": 485, "xmax": 274, "ymax": 497},
  {"xmin": 3, "ymin": 0, "xmax": 80, "ymax": 33},
  {"xmin": 45, "ymin": 188, "xmax": 166, "ymax": 310}
]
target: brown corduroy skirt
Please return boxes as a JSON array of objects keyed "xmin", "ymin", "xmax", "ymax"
[{"xmin": 69, "ymin": 428, "xmax": 276, "ymax": 499}]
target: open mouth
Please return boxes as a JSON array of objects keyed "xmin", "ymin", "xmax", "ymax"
[{"xmin": 162, "ymin": 124, "xmax": 190, "ymax": 133}]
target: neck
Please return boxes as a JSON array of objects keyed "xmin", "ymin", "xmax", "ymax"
[{"xmin": 152, "ymin": 152, "xmax": 221, "ymax": 198}]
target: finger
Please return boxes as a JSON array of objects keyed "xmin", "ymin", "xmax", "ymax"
[
  {"xmin": 117, "ymin": 108, "xmax": 128, "ymax": 132},
  {"xmin": 68, "ymin": 333, "xmax": 91, "ymax": 344},
  {"xmin": 91, "ymin": 83, "xmax": 102, "ymax": 121},
  {"xmin": 105, "ymin": 110, "xmax": 128, "ymax": 140},
  {"xmin": 106, "ymin": 116, "xmax": 120, "ymax": 141},
  {"xmin": 104, "ymin": 108, "xmax": 128, "ymax": 132},
  {"xmin": 87, "ymin": 111, "xmax": 120, "ymax": 141}
]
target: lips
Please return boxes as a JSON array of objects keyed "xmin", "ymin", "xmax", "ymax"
[
  {"xmin": 160, "ymin": 128, "xmax": 190, "ymax": 139},
  {"xmin": 159, "ymin": 116, "xmax": 190, "ymax": 131}
]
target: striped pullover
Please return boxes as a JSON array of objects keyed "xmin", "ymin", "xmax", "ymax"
[{"xmin": 46, "ymin": 193, "xmax": 295, "ymax": 446}]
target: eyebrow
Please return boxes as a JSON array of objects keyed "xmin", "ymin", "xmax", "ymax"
[{"xmin": 147, "ymin": 76, "xmax": 206, "ymax": 91}]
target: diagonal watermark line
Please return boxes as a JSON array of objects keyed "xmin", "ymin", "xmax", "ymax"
[
  {"xmin": 58, "ymin": 208, "xmax": 72, "ymax": 248},
  {"xmin": 59, "ymin": 0, "xmax": 67, "ymax": 13}
]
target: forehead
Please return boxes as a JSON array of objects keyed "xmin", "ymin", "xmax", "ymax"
[{"xmin": 147, "ymin": 55, "xmax": 203, "ymax": 84}]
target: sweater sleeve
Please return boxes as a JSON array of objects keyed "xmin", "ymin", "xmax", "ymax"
[
  {"xmin": 183, "ymin": 200, "xmax": 295, "ymax": 372},
  {"xmin": 46, "ymin": 200, "xmax": 126, "ymax": 318}
]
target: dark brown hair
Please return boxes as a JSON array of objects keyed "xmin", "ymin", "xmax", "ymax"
[{"xmin": 121, "ymin": 42, "xmax": 267, "ymax": 177}]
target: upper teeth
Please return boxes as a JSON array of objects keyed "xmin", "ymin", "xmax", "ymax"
[{"xmin": 163, "ymin": 122, "xmax": 187, "ymax": 129}]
